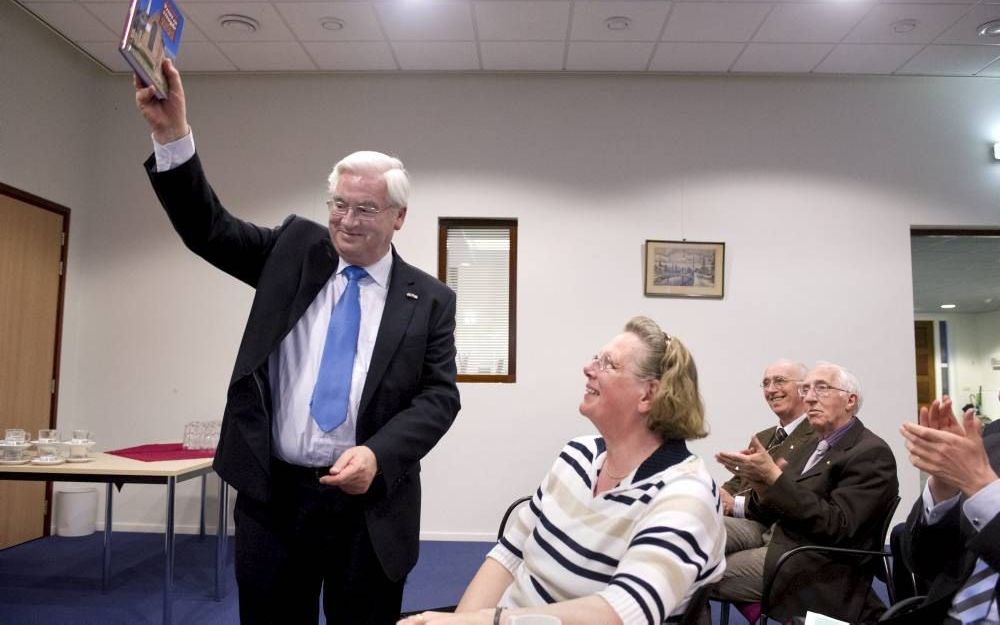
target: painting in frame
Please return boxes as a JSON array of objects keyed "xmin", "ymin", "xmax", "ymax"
[{"xmin": 644, "ymin": 240, "xmax": 725, "ymax": 299}]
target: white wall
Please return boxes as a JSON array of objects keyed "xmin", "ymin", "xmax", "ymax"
[{"xmin": 6, "ymin": 5, "xmax": 1000, "ymax": 537}]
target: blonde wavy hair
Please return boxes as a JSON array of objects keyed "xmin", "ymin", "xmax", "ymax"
[{"xmin": 624, "ymin": 316, "xmax": 707, "ymax": 441}]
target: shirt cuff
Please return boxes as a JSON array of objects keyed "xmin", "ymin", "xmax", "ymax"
[
  {"xmin": 962, "ymin": 478, "xmax": 1000, "ymax": 531},
  {"xmin": 923, "ymin": 482, "xmax": 960, "ymax": 525},
  {"xmin": 153, "ymin": 131, "xmax": 195, "ymax": 172},
  {"xmin": 486, "ymin": 543, "xmax": 522, "ymax": 575},
  {"xmin": 733, "ymin": 495, "xmax": 746, "ymax": 519}
]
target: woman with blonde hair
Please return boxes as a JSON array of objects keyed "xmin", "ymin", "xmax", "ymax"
[{"xmin": 400, "ymin": 316, "xmax": 725, "ymax": 625}]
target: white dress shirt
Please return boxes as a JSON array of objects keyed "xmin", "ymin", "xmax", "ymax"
[{"xmin": 152, "ymin": 131, "xmax": 390, "ymax": 467}]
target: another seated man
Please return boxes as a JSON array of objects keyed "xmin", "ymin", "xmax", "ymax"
[
  {"xmin": 716, "ymin": 359, "xmax": 817, "ymax": 608},
  {"xmin": 882, "ymin": 396, "xmax": 1000, "ymax": 623},
  {"xmin": 715, "ymin": 362, "xmax": 898, "ymax": 623}
]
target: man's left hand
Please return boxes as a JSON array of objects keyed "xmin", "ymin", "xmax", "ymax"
[
  {"xmin": 716, "ymin": 436, "xmax": 783, "ymax": 488},
  {"xmin": 320, "ymin": 445, "xmax": 378, "ymax": 494}
]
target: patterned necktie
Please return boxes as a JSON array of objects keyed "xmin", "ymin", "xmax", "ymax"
[
  {"xmin": 311, "ymin": 265, "xmax": 368, "ymax": 432},
  {"xmin": 949, "ymin": 558, "xmax": 999, "ymax": 624},
  {"xmin": 771, "ymin": 427, "xmax": 788, "ymax": 447},
  {"xmin": 801, "ymin": 439, "xmax": 829, "ymax": 473}
]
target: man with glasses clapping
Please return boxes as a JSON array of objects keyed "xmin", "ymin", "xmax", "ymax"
[
  {"xmin": 711, "ymin": 360, "xmax": 816, "ymax": 611},
  {"xmin": 714, "ymin": 362, "xmax": 898, "ymax": 623}
]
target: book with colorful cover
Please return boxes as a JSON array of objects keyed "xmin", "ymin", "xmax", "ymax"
[{"xmin": 119, "ymin": 0, "xmax": 184, "ymax": 100}]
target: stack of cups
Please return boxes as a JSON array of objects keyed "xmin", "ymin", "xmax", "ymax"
[{"xmin": 182, "ymin": 421, "xmax": 222, "ymax": 450}]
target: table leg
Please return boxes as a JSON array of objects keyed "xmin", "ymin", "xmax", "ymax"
[
  {"xmin": 199, "ymin": 475, "xmax": 207, "ymax": 539},
  {"xmin": 164, "ymin": 476, "xmax": 176, "ymax": 625},
  {"xmin": 103, "ymin": 482, "xmax": 114, "ymax": 593},
  {"xmin": 215, "ymin": 480, "xmax": 228, "ymax": 600}
]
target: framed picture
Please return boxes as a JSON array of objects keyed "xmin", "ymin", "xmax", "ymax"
[{"xmin": 644, "ymin": 240, "xmax": 725, "ymax": 299}]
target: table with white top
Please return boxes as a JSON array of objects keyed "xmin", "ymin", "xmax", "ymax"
[{"xmin": 0, "ymin": 452, "xmax": 229, "ymax": 625}]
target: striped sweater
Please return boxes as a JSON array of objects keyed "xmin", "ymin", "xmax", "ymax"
[{"xmin": 488, "ymin": 436, "xmax": 725, "ymax": 625}]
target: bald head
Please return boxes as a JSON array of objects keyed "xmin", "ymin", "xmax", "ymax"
[{"xmin": 761, "ymin": 360, "xmax": 808, "ymax": 425}]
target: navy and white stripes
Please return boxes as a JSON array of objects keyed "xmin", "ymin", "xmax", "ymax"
[{"xmin": 487, "ymin": 435, "xmax": 726, "ymax": 625}]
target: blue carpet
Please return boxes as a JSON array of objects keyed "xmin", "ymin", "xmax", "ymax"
[{"xmin": 0, "ymin": 533, "xmax": 493, "ymax": 624}]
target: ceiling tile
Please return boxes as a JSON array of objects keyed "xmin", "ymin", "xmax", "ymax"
[
  {"xmin": 570, "ymin": 1, "xmax": 671, "ymax": 42},
  {"xmin": 83, "ymin": 2, "xmax": 209, "ymax": 42},
  {"xmin": 732, "ymin": 42, "xmax": 832, "ymax": 71},
  {"xmin": 881, "ymin": 0, "xmax": 975, "ymax": 5},
  {"xmin": 216, "ymin": 41, "xmax": 316, "ymax": 70},
  {"xmin": 474, "ymin": 1, "xmax": 570, "ymax": 41},
  {"xmin": 275, "ymin": 2, "xmax": 384, "ymax": 41},
  {"xmin": 649, "ymin": 41, "xmax": 744, "ymax": 71},
  {"xmin": 754, "ymin": 3, "xmax": 873, "ymax": 43},
  {"xmin": 897, "ymin": 44, "xmax": 1000, "ymax": 74},
  {"xmin": 376, "ymin": 0, "xmax": 474, "ymax": 41},
  {"xmin": 977, "ymin": 57, "xmax": 1000, "ymax": 75},
  {"xmin": 22, "ymin": 2, "xmax": 118, "ymax": 41},
  {"xmin": 392, "ymin": 41, "xmax": 479, "ymax": 70},
  {"xmin": 76, "ymin": 39, "xmax": 132, "ymax": 71},
  {"xmin": 662, "ymin": 3, "xmax": 772, "ymax": 43},
  {"xmin": 843, "ymin": 4, "xmax": 969, "ymax": 44},
  {"xmin": 177, "ymin": 41, "xmax": 241, "ymax": 70},
  {"xmin": 480, "ymin": 41, "xmax": 565, "ymax": 70},
  {"xmin": 304, "ymin": 41, "xmax": 397, "ymax": 70},
  {"xmin": 813, "ymin": 43, "xmax": 922, "ymax": 73},
  {"xmin": 934, "ymin": 5, "xmax": 1000, "ymax": 45},
  {"xmin": 183, "ymin": 3, "xmax": 296, "ymax": 42},
  {"xmin": 566, "ymin": 41, "xmax": 654, "ymax": 69}
]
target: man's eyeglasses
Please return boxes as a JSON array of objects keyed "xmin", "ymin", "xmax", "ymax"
[
  {"xmin": 326, "ymin": 199, "xmax": 390, "ymax": 220},
  {"xmin": 760, "ymin": 376, "xmax": 797, "ymax": 390},
  {"xmin": 797, "ymin": 382, "xmax": 850, "ymax": 398}
]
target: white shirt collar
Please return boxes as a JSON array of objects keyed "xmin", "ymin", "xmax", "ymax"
[
  {"xmin": 781, "ymin": 413, "xmax": 808, "ymax": 435},
  {"xmin": 337, "ymin": 248, "xmax": 393, "ymax": 288}
]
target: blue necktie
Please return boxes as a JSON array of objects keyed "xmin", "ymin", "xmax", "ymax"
[{"xmin": 311, "ymin": 265, "xmax": 367, "ymax": 432}]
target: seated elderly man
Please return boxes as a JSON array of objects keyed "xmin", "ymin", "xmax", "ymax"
[
  {"xmin": 881, "ymin": 397, "xmax": 1000, "ymax": 624},
  {"xmin": 715, "ymin": 359, "xmax": 817, "ymax": 608},
  {"xmin": 715, "ymin": 362, "xmax": 898, "ymax": 623}
]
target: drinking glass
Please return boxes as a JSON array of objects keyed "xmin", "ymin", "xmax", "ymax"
[
  {"xmin": 4, "ymin": 429, "xmax": 27, "ymax": 444},
  {"xmin": 71, "ymin": 429, "xmax": 92, "ymax": 443},
  {"xmin": 38, "ymin": 429, "xmax": 60, "ymax": 443}
]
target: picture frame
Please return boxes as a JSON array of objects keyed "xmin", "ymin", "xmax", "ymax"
[{"xmin": 644, "ymin": 240, "xmax": 725, "ymax": 299}]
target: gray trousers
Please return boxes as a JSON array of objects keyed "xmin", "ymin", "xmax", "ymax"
[{"xmin": 712, "ymin": 516, "xmax": 771, "ymax": 602}]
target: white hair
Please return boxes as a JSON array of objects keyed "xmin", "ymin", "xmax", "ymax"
[
  {"xmin": 815, "ymin": 361, "xmax": 863, "ymax": 415},
  {"xmin": 327, "ymin": 151, "xmax": 410, "ymax": 208},
  {"xmin": 765, "ymin": 359, "xmax": 809, "ymax": 380}
]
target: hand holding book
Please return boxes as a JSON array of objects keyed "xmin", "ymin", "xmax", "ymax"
[{"xmin": 135, "ymin": 58, "xmax": 190, "ymax": 144}]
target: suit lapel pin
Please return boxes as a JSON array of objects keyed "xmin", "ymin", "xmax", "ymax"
[{"xmin": 406, "ymin": 292, "xmax": 419, "ymax": 300}]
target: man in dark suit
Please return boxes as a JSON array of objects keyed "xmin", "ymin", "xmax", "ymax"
[
  {"xmin": 713, "ymin": 360, "xmax": 816, "ymax": 607},
  {"xmin": 886, "ymin": 397, "xmax": 1000, "ymax": 624},
  {"xmin": 135, "ymin": 61, "xmax": 461, "ymax": 624},
  {"xmin": 716, "ymin": 362, "xmax": 898, "ymax": 623}
]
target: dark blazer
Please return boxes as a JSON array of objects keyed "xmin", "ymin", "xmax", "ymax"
[
  {"xmin": 145, "ymin": 154, "xmax": 461, "ymax": 581},
  {"xmin": 722, "ymin": 418, "xmax": 817, "ymax": 498},
  {"xmin": 748, "ymin": 418, "xmax": 899, "ymax": 623},
  {"xmin": 889, "ymin": 420, "xmax": 1000, "ymax": 623}
]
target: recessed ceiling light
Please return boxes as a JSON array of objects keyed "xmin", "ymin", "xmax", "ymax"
[
  {"xmin": 604, "ymin": 16, "xmax": 631, "ymax": 31},
  {"xmin": 219, "ymin": 14, "xmax": 259, "ymax": 32},
  {"xmin": 978, "ymin": 19, "xmax": 1000, "ymax": 37},
  {"xmin": 320, "ymin": 17, "xmax": 345, "ymax": 31},
  {"xmin": 940, "ymin": 304, "xmax": 957, "ymax": 309},
  {"xmin": 891, "ymin": 19, "xmax": 918, "ymax": 34},
  {"xmin": 985, "ymin": 297, "xmax": 994, "ymax": 304}
]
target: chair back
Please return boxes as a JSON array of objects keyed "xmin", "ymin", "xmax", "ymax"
[{"xmin": 497, "ymin": 495, "xmax": 532, "ymax": 541}]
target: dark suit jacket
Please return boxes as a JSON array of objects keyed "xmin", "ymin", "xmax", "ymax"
[
  {"xmin": 722, "ymin": 418, "xmax": 817, "ymax": 499},
  {"xmin": 889, "ymin": 420, "xmax": 1000, "ymax": 623},
  {"xmin": 748, "ymin": 418, "xmax": 899, "ymax": 623},
  {"xmin": 145, "ymin": 153, "xmax": 461, "ymax": 581}
]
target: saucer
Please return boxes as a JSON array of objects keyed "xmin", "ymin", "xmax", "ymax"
[
  {"xmin": 31, "ymin": 457, "xmax": 65, "ymax": 466},
  {"xmin": 65, "ymin": 457, "xmax": 94, "ymax": 463},
  {"xmin": 0, "ymin": 441, "xmax": 33, "ymax": 449},
  {"xmin": 0, "ymin": 459, "xmax": 30, "ymax": 465},
  {"xmin": 30, "ymin": 440, "xmax": 64, "ymax": 445}
]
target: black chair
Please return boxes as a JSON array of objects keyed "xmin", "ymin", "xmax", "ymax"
[{"xmin": 758, "ymin": 496, "xmax": 902, "ymax": 624}]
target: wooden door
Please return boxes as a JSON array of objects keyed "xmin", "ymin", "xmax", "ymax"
[
  {"xmin": 0, "ymin": 184, "xmax": 68, "ymax": 549},
  {"xmin": 914, "ymin": 320, "xmax": 936, "ymax": 414}
]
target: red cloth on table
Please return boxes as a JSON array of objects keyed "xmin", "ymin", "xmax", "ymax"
[{"xmin": 106, "ymin": 443, "xmax": 214, "ymax": 462}]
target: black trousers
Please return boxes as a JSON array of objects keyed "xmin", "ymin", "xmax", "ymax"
[{"xmin": 233, "ymin": 460, "xmax": 405, "ymax": 625}]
